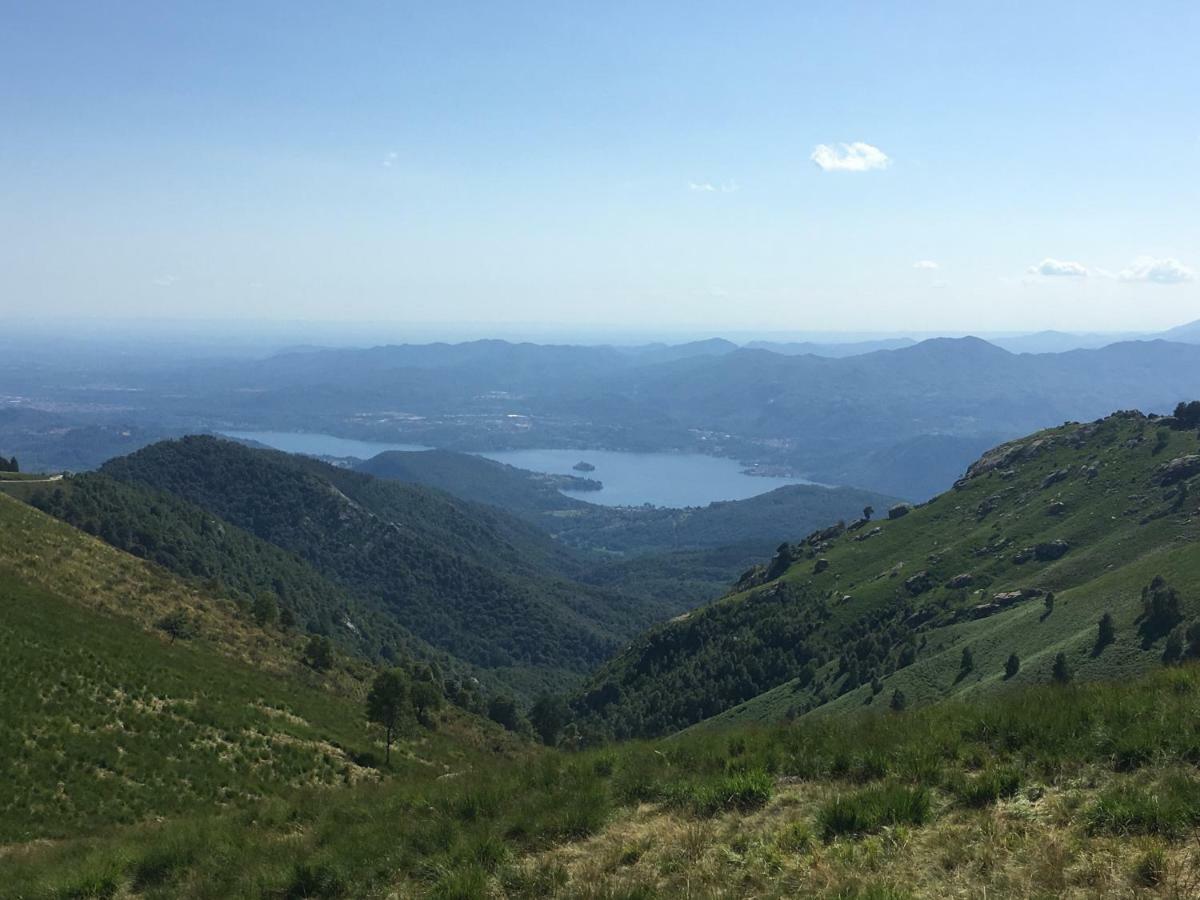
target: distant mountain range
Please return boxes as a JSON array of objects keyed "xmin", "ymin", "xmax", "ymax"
[{"xmin": 4, "ymin": 320, "xmax": 1200, "ymax": 503}]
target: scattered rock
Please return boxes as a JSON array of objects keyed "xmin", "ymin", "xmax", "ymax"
[
  {"xmin": 904, "ymin": 571, "xmax": 934, "ymax": 596},
  {"xmin": 945, "ymin": 573, "xmax": 974, "ymax": 589},
  {"xmin": 1155, "ymin": 455, "xmax": 1200, "ymax": 486},
  {"xmin": 813, "ymin": 558, "xmax": 830, "ymax": 574},
  {"xmin": 853, "ymin": 527, "xmax": 883, "ymax": 542},
  {"xmin": 1035, "ymin": 539, "xmax": 1070, "ymax": 561},
  {"xmin": 1041, "ymin": 469, "xmax": 1070, "ymax": 489},
  {"xmin": 1046, "ymin": 501, "xmax": 1067, "ymax": 516},
  {"xmin": 887, "ymin": 503, "xmax": 912, "ymax": 520}
]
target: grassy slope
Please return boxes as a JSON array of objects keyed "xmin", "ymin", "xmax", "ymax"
[
  {"xmin": 577, "ymin": 412, "xmax": 1200, "ymax": 737},
  {"xmin": 708, "ymin": 415, "xmax": 1200, "ymax": 729},
  {"xmin": 9, "ymin": 656, "xmax": 1200, "ymax": 897},
  {"xmin": 0, "ymin": 494, "xmax": 506, "ymax": 846}
]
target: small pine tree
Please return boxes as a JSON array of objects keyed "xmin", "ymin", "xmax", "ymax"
[
  {"xmin": 862, "ymin": 505, "xmax": 874, "ymax": 521},
  {"xmin": 870, "ymin": 676, "xmax": 884, "ymax": 695},
  {"xmin": 1052, "ymin": 652, "xmax": 1072, "ymax": 684},
  {"xmin": 1044, "ymin": 592, "xmax": 1056, "ymax": 615},
  {"xmin": 889, "ymin": 688, "xmax": 907, "ymax": 712},
  {"xmin": 365, "ymin": 669, "xmax": 408, "ymax": 764},
  {"xmin": 960, "ymin": 646, "xmax": 975, "ymax": 673},
  {"xmin": 1005, "ymin": 653, "xmax": 1020, "ymax": 679},
  {"xmin": 1097, "ymin": 612, "xmax": 1116, "ymax": 649}
]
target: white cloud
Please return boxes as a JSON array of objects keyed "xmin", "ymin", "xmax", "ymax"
[
  {"xmin": 688, "ymin": 180, "xmax": 738, "ymax": 193},
  {"xmin": 152, "ymin": 274, "xmax": 179, "ymax": 287},
  {"xmin": 810, "ymin": 142, "xmax": 890, "ymax": 172},
  {"xmin": 912, "ymin": 260, "xmax": 939, "ymax": 270},
  {"xmin": 1118, "ymin": 256, "xmax": 1196, "ymax": 285},
  {"xmin": 1029, "ymin": 258, "xmax": 1089, "ymax": 278},
  {"xmin": 382, "ymin": 151, "xmax": 398, "ymax": 168}
]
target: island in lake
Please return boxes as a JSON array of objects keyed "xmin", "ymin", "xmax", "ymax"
[{"xmin": 572, "ymin": 461, "xmax": 596, "ymax": 472}]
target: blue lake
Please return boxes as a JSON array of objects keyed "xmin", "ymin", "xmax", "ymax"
[{"xmin": 221, "ymin": 431, "xmax": 817, "ymax": 508}]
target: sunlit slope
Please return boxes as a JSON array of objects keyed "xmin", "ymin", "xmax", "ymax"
[
  {"xmin": 0, "ymin": 494, "xmax": 501, "ymax": 842},
  {"xmin": 575, "ymin": 411, "xmax": 1200, "ymax": 737}
]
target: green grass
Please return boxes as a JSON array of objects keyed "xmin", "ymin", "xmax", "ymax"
[
  {"xmin": 817, "ymin": 782, "xmax": 932, "ymax": 838},
  {"xmin": 8, "ymin": 661, "xmax": 1200, "ymax": 895}
]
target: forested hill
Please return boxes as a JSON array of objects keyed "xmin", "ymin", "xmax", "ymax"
[
  {"xmin": 98, "ymin": 436, "xmax": 683, "ymax": 695},
  {"xmin": 25, "ymin": 472, "xmax": 444, "ymax": 667},
  {"xmin": 573, "ymin": 409, "xmax": 1200, "ymax": 739}
]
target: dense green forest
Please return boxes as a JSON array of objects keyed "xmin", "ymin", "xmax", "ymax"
[
  {"xmin": 97, "ymin": 436, "xmax": 684, "ymax": 695},
  {"xmin": 26, "ymin": 472, "xmax": 443, "ymax": 664}
]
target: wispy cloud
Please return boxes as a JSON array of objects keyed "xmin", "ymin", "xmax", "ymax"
[
  {"xmin": 1118, "ymin": 256, "xmax": 1195, "ymax": 285},
  {"xmin": 810, "ymin": 142, "xmax": 890, "ymax": 172},
  {"xmin": 688, "ymin": 180, "xmax": 739, "ymax": 193},
  {"xmin": 912, "ymin": 260, "xmax": 939, "ymax": 270},
  {"xmin": 152, "ymin": 274, "xmax": 179, "ymax": 287},
  {"xmin": 382, "ymin": 151, "xmax": 398, "ymax": 168},
  {"xmin": 1028, "ymin": 258, "xmax": 1089, "ymax": 278}
]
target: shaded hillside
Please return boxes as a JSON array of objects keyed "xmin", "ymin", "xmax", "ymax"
[
  {"xmin": 356, "ymin": 449, "xmax": 600, "ymax": 515},
  {"xmin": 574, "ymin": 410, "xmax": 1200, "ymax": 738},
  {"xmin": 99, "ymin": 437, "xmax": 679, "ymax": 694},
  {"xmin": 24, "ymin": 472, "xmax": 441, "ymax": 665}
]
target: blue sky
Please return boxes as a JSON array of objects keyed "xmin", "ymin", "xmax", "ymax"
[{"xmin": 2, "ymin": 1, "xmax": 1197, "ymax": 333}]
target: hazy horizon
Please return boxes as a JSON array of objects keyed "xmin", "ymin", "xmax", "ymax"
[{"xmin": 4, "ymin": 3, "xmax": 1198, "ymax": 333}]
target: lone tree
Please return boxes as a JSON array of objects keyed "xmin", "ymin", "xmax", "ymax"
[
  {"xmin": 1096, "ymin": 612, "xmax": 1116, "ymax": 650},
  {"xmin": 1043, "ymin": 593, "xmax": 1056, "ymax": 616},
  {"xmin": 1052, "ymin": 652, "xmax": 1072, "ymax": 684},
  {"xmin": 410, "ymin": 680, "xmax": 442, "ymax": 727},
  {"xmin": 1005, "ymin": 653, "xmax": 1020, "ymax": 679},
  {"xmin": 529, "ymin": 694, "xmax": 570, "ymax": 746},
  {"xmin": 156, "ymin": 609, "xmax": 192, "ymax": 645},
  {"xmin": 889, "ymin": 688, "xmax": 907, "ymax": 712},
  {"xmin": 862, "ymin": 505, "xmax": 874, "ymax": 521},
  {"xmin": 960, "ymin": 646, "xmax": 975, "ymax": 674},
  {"xmin": 0, "ymin": 456, "xmax": 17, "ymax": 473},
  {"xmin": 365, "ymin": 669, "xmax": 409, "ymax": 764}
]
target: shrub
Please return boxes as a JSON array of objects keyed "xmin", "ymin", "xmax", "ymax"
[
  {"xmin": 1004, "ymin": 653, "xmax": 1020, "ymax": 679},
  {"xmin": 676, "ymin": 769, "xmax": 773, "ymax": 817},
  {"xmin": 1134, "ymin": 846, "xmax": 1168, "ymax": 887},
  {"xmin": 1052, "ymin": 652, "xmax": 1072, "ymax": 684},
  {"xmin": 818, "ymin": 782, "xmax": 931, "ymax": 839}
]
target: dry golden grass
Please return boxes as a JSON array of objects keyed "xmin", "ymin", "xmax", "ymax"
[{"xmin": 521, "ymin": 773, "xmax": 1200, "ymax": 899}]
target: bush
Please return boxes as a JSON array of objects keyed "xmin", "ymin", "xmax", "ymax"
[
  {"xmin": 676, "ymin": 769, "xmax": 773, "ymax": 817},
  {"xmin": 1134, "ymin": 846, "xmax": 1167, "ymax": 887},
  {"xmin": 818, "ymin": 782, "xmax": 931, "ymax": 839},
  {"xmin": 1004, "ymin": 653, "xmax": 1020, "ymax": 679}
]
